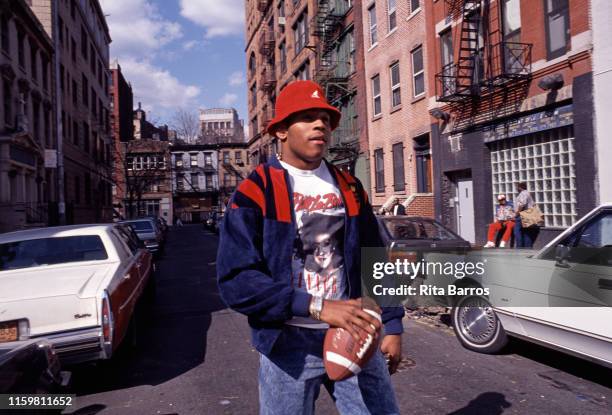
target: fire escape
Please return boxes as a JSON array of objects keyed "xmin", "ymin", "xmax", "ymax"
[
  {"xmin": 435, "ymin": 0, "xmax": 532, "ymax": 103},
  {"xmin": 310, "ymin": 0, "xmax": 358, "ymax": 169}
]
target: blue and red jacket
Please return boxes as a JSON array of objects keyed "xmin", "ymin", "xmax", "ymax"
[{"xmin": 216, "ymin": 155, "xmax": 404, "ymax": 356}]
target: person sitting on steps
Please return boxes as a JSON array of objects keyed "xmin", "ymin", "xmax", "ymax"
[{"xmin": 484, "ymin": 194, "xmax": 515, "ymax": 248}]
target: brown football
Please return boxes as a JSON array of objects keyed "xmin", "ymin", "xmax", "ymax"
[{"xmin": 323, "ymin": 309, "xmax": 382, "ymax": 381}]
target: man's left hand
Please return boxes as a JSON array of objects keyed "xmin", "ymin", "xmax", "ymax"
[{"xmin": 380, "ymin": 334, "xmax": 402, "ymax": 375}]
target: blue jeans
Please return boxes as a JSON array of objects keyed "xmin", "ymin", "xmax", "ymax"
[
  {"xmin": 514, "ymin": 216, "xmax": 537, "ymax": 248},
  {"xmin": 258, "ymin": 326, "xmax": 400, "ymax": 415}
]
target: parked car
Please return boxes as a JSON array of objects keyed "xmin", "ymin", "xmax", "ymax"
[
  {"xmin": 377, "ymin": 216, "xmax": 471, "ymax": 259},
  {"xmin": 0, "ymin": 224, "xmax": 154, "ymax": 364},
  {"xmin": 425, "ymin": 204, "xmax": 612, "ymax": 368},
  {"xmin": 0, "ymin": 340, "xmax": 68, "ymax": 393},
  {"xmin": 120, "ymin": 218, "xmax": 164, "ymax": 256}
]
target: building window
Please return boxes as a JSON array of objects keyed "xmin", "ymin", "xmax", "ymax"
[
  {"xmin": 371, "ymin": 75, "xmax": 381, "ymax": 116},
  {"xmin": 490, "ymin": 126, "xmax": 576, "ymax": 228},
  {"xmin": 545, "ymin": 0, "xmax": 570, "ymax": 60},
  {"xmin": 368, "ymin": 5, "xmax": 377, "ymax": 46},
  {"xmin": 392, "ymin": 143, "xmax": 405, "ymax": 191},
  {"xmin": 84, "ymin": 173, "xmax": 91, "ymax": 205},
  {"xmin": 251, "ymin": 116, "xmax": 258, "ymax": 137},
  {"xmin": 83, "ymin": 122, "xmax": 89, "ymax": 152},
  {"xmin": 3, "ymin": 79, "xmax": 12, "ymax": 127},
  {"xmin": 411, "ymin": 46, "xmax": 425, "ymax": 97},
  {"xmin": 42, "ymin": 56, "xmax": 49, "ymax": 91},
  {"xmin": 1, "ymin": 13, "xmax": 9, "ymax": 53},
  {"xmin": 390, "ymin": 62, "xmax": 401, "ymax": 108},
  {"xmin": 348, "ymin": 29, "xmax": 355, "ymax": 73},
  {"xmin": 387, "ymin": 0, "xmax": 396, "ymax": 32},
  {"xmin": 295, "ymin": 60, "xmax": 310, "ymax": 81},
  {"xmin": 205, "ymin": 174, "xmax": 213, "ymax": 190},
  {"xmin": 224, "ymin": 173, "xmax": 231, "ymax": 187},
  {"xmin": 235, "ymin": 151, "xmax": 242, "ymax": 163},
  {"xmin": 374, "ymin": 149, "xmax": 384, "ymax": 192},
  {"xmin": 205, "ymin": 153, "xmax": 213, "ymax": 166},
  {"xmin": 82, "ymin": 74, "xmax": 88, "ymax": 107},
  {"xmin": 72, "ymin": 78, "xmax": 77, "ymax": 104},
  {"xmin": 502, "ymin": 0, "xmax": 521, "ymax": 42},
  {"xmin": 190, "ymin": 173, "xmax": 199, "ymax": 190},
  {"xmin": 72, "ymin": 119, "xmax": 78, "ymax": 145},
  {"xmin": 80, "ymin": 26, "xmax": 87, "ymax": 59},
  {"xmin": 279, "ymin": 41, "xmax": 287, "ymax": 73},
  {"xmin": 250, "ymin": 83, "xmax": 257, "ymax": 108},
  {"xmin": 410, "ymin": 0, "xmax": 420, "ymax": 13},
  {"xmin": 293, "ymin": 11, "xmax": 308, "ymax": 53},
  {"xmin": 223, "ymin": 151, "xmax": 230, "ymax": 164},
  {"xmin": 30, "ymin": 45, "xmax": 37, "ymax": 82},
  {"xmin": 414, "ymin": 134, "xmax": 432, "ymax": 193},
  {"xmin": 17, "ymin": 30, "xmax": 25, "ymax": 67}
]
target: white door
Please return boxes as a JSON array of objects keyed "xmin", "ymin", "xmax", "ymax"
[{"xmin": 457, "ymin": 179, "xmax": 475, "ymax": 243}]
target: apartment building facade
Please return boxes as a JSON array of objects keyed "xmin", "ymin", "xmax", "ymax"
[
  {"xmin": 245, "ymin": 0, "xmax": 371, "ymax": 189},
  {"xmin": 426, "ymin": 0, "xmax": 595, "ymax": 245},
  {"xmin": 362, "ymin": 0, "xmax": 434, "ymax": 216},
  {"xmin": 0, "ymin": 0, "xmax": 55, "ymax": 232},
  {"xmin": 31, "ymin": 0, "xmax": 113, "ymax": 225},
  {"xmin": 199, "ymin": 107, "xmax": 245, "ymax": 144}
]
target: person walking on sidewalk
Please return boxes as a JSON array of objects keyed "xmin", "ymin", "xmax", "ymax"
[
  {"xmin": 391, "ymin": 199, "xmax": 406, "ymax": 216},
  {"xmin": 514, "ymin": 182, "xmax": 536, "ymax": 248},
  {"xmin": 216, "ymin": 80, "xmax": 404, "ymax": 415},
  {"xmin": 483, "ymin": 194, "xmax": 515, "ymax": 248}
]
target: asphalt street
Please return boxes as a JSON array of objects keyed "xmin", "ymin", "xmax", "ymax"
[{"xmin": 62, "ymin": 225, "xmax": 611, "ymax": 415}]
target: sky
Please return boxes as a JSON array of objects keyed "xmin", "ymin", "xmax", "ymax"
[{"xmin": 99, "ymin": 0, "xmax": 247, "ymax": 131}]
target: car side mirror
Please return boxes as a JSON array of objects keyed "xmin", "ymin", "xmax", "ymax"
[{"xmin": 555, "ymin": 244, "xmax": 571, "ymax": 268}]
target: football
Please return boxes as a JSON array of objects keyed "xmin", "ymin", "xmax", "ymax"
[{"xmin": 323, "ymin": 309, "xmax": 382, "ymax": 381}]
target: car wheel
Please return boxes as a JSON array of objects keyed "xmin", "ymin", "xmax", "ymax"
[{"xmin": 452, "ymin": 295, "xmax": 508, "ymax": 354}]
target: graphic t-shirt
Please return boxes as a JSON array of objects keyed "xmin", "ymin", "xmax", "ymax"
[{"xmin": 280, "ymin": 160, "xmax": 347, "ymax": 328}]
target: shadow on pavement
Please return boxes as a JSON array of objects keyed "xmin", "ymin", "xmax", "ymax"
[
  {"xmin": 66, "ymin": 225, "xmax": 226, "ymax": 396},
  {"xmin": 447, "ymin": 392, "xmax": 511, "ymax": 415}
]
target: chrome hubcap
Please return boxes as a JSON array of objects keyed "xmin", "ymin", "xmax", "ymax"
[{"xmin": 458, "ymin": 297, "xmax": 497, "ymax": 344}]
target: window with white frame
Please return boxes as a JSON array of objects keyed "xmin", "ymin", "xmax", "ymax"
[
  {"xmin": 205, "ymin": 152, "xmax": 213, "ymax": 166},
  {"xmin": 368, "ymin": 5, "xmax": 377, "ymax": 46},
  {"xmin": 388, "ymin": 0, "xmax": 397, "ymax": 32},
  {"xmin": 411, "ymin": 46, "xmax": 425, "ymax": 97},
  {"xmin": 390, "ymin": 62, "xmax": 401, "ymax": 108},
  {"xmin": 190, "ymin": 153, "xmax": 198, "ymax": 166},
  {"xmin": 372, "ymin": 74, "xmax": 382, "ymax": 116},
  {"xmin": 410, "ymin": 0, "xmax": 420, "ymax": 14},
  {"xmin": 490, "ymin": 126, "xmax": 576, "ymax": 228}
]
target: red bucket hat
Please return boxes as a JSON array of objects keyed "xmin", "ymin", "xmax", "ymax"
[{"xmin": 266, "ymin": 80, "xmax": 341, "ymax": 134}]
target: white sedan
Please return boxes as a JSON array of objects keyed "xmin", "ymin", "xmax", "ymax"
[
  {"xmin": 424, "ymin": 204, "xmax": 612, "ymax": 368},
  {"xmin": 0, "ymin": 224, "xmax": 154, "ymax": 364}
]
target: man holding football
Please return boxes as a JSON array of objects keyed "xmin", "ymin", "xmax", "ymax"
[{"xmin": 217, "ymin": 80, "xmax": 404, "ymax": 414}]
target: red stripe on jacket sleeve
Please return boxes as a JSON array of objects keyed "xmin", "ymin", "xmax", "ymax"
[
  {"xmin": 236, "ymin": 178, "xmax": 266, "ymax": 215},
  {"xmin": 268, "ymin": 167, "xmax": 292, "ymax": 223}
]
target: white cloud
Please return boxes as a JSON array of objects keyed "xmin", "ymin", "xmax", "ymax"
[
  {"xmin": 100, "ymin": 0, "xmax": 182, "ymax": 59},
  {"xmin": 182, "ymin": 40, "xmax": 198, "ymax": 51},
  {"xmin": 179, "ymin": 0, "xmax": 245, "ymax": 38},
  {"xmin": 120, "ymin": 57, "xmax": 201, "ymax": 111},
  {"xmin": 219, "ymin": 93, "xmax": 238, "ymax": 107},
  {"xmin": 228, "ymin": 71, "xmax": 245, "ymax": 87}
]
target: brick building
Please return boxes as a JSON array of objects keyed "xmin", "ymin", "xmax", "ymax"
[
  {"xmin": 362, "ymin": 0, "xmax": 434, "ymax": 217},
  {"xmin": 109, "ymin": 60, "xmax": 133, "ymax": 219},
  {"xmin": 0, "ymin": 0, "xmax": 55, "ymax": 232},
  {"xmin": 244, "ymin": 0, "xmax": 372, "ymax": 189},
  {"xmin": 31, "ymin": 0, "xmax": 113, "ymax": 225},
  {"xmin": 426, "ymin": 0, "xmax": 595, "ymax": 245}
]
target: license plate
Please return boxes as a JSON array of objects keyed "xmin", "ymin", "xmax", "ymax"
[{"xmin": 0, "ymin": 321, "xmax": 18, "ymax": 343}]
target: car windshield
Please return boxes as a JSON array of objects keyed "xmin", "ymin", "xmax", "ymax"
[
  {"xmin": 0, "ymin": 235, "xmax": 108, "ymax": 271},
  {"xmin": 125, "ymin": 221, "xmax": 154, "ymax": 232},
  {"xmin": 383, "ymin": 219, "xmax": 457, "ymax": 241}
]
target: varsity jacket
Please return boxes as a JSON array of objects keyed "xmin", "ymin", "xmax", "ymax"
[{"xmin": 216, "ymin": 155, "xmax": 405, "ymax": 356}]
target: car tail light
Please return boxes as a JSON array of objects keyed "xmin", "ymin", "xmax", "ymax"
[{"xmin": 101, "ymin": 291, "xmax": 114, "ymax": 344}]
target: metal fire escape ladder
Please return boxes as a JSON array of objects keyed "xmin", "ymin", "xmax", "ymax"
[{"xmin": 455, "ymin": 0, "xmax": 482, "ymax": 98}]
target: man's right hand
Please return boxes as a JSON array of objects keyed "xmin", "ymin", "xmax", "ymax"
[{"xmin": 319, "ymin": 298, "xmax": 382, "ymax": 342}]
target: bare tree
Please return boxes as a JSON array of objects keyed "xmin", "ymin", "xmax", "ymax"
[{"xmin": 170, "ymin": 108, "xmax": 200, "ymax": 143}]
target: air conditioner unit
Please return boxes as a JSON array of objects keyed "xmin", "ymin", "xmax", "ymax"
[{"xmin": 278, "ymin": 17, "xmax": 286, "ymax": 26}]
